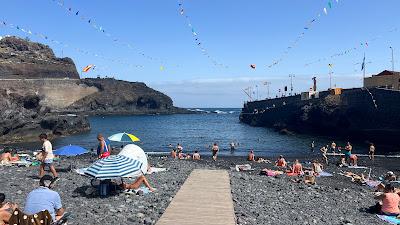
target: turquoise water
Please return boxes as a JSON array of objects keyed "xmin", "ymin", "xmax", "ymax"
[{"xmin": 36, "ymin": 108, "xmax": 375, "ymax": 157}]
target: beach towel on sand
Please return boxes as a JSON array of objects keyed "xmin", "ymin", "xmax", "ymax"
[
  {"xmin": 147, "ymin": 167, "xmax": 167, "ymax": 174},
  {"xmin": 377, "ymin": 214, "xmax": 400, "ymax": 224},
  {"xmin": 235, "ymin": 164, "xmax": 253, "ymax": 172},
  {"xmin": 348, "ymin": 165, "xmax": 368, "ymax": 169},
  {"xmin": 366, "ymin": 180, "xmax": 381, "ymax": 188},
  {"xmin": 317, "ymin": 171, "xmax": 333, "ymax": 177},
  {"xmin": 124, "ymin": 187, "xmax": 151, "ymax": 195}
]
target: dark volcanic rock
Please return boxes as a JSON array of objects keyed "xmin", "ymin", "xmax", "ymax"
[
  {"xmin": 64, "ymin": 78, "xmax": 186, "ymax": 115},
  {"xmin": 0, "ymin": 88, "xmax": 90, "ymax": 143},
  {"xmin": 0, "ymin": 36, "xmax": 79, "ymax": 79},
  {"xmin": 0, "ymin": 36, "xmax": 189, "ymax": 143}
]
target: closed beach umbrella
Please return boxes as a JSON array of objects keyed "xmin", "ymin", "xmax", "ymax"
[
  {"xmin": 108, "ymin": 132, "xmax": 140, "ymax": 143},
  {"xmin": 84, "ymin": 155, "xmax": 142, "ymax": 180},
  {"xmin": 54, "ymin": 145, "xmax": 88, "ymax": 156},
  {"xmin": 118, "ymin": 144, "xmax": 148, "ymax": 174}
]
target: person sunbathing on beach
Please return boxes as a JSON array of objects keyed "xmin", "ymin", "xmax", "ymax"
[
  {"xmin": 178, "ymin": 151, "xmax": 184, "ymax": 159},
  {"xmin": 349, "ymin": 154, "xmax": 358, "ymax": 166},
  {"xmin": 291, "ymin": 170, "xmax": 315, "ymax": 184},
  {"xmin": 290, "ymin": 159, "xmax": 304, "ymax": 175},
  {"xmin": 343, "ymin": 172, "xmax": 366, "ymax": 184},
  {"xmin": 304, "ymin": 170, "xmax": 316, "ymax": 185},
  {"xmin": 374, "ymin": 184, "xmax": 400, "ymax": 217},
  {"xmin": 275, "ymin": 155, "xmax": 287, "ymax": 167},
  {"xmin": 193, "ymin": 151, "xmax": 201, "ymax": 160},
  {"xmin": 248, "ymin": 150, "xmax": 255, "ymax": 161},
  {"xmin": 320, "ymin": 145, "xmax": 328, "ymax": 165},
  {"xmin": 312, "ymin": 160, "xmax": 323, "ymax": 175},
  {"xmin": 121, "ymin": 175, "xmax": 155, "ymax": 192},
  {"xmin": 256, "ymin": 158, "xmax": 271, "ymax": 163},
  {"xmin": 0, "ymin": 149, "xmax": 13, "ymax": 164},
  {"xmin": 170, "ymin": 149, "xmax": 177, "ymax": 159},
  {"xmin": 337, "ymin": 155, "xmax": 348, "ymax": 167},
  {"xmin": 0, "ymin": 193, "xmax": 18, "ymax": 225}
]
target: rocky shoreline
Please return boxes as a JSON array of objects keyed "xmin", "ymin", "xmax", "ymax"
[
  {"xmin": 0, "ymin": 36, "xmax": 190, "ymax": 143},
  {"xmin": 1, "ymin": 154, "xmax": 398, "ymax": 225}
]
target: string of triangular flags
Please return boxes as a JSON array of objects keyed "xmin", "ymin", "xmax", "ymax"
[
  {"xmin": 178, "ymin": 0, "xmax": 227, "ymax": 68},
  {"xmin": 267, "ymin": 0, "xmax": 340, "ymax": 69},
  {"xmin": 0, "ymin": 20, "xmax": 144, "ymax": 71},
  {"xmin": 304, "ymin": 27, "xmax": 398, "ymax": 67},
  {"xmin": 49, "ymin": 0, "xmax": 166, "ymax": 69}
]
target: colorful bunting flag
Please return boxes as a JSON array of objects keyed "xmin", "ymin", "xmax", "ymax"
[{"xmin": 83, "ymin": 64, "xmax": 94, "ymax": 72}]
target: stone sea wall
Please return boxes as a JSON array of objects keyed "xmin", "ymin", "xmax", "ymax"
[{"xmin": 240, "ymin": 88, "xmax": 400, "ymax": 150}]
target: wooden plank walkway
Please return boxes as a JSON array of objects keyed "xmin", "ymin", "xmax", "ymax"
[{"xmin": 156, "ymin": 169, "xmax": 236, "ymax": 225}]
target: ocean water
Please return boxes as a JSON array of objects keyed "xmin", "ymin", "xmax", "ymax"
[{"xmin": 21, "ymin": 109, "xmax": 380, "ymax": 157}]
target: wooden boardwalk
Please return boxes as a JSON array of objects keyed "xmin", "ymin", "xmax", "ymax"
[{"xmin": 156, "ymin": 169, "xmax": 236, "ymax": 225}]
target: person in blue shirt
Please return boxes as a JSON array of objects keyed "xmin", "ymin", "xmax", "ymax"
[{"xmin": 24, "ymin": 175, "xmax": 65, "ymax": 221}]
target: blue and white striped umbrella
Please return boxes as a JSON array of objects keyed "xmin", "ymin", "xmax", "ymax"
[{"xmin": 84, "ymin": 155, "xmax": 142, "ymax": 180}]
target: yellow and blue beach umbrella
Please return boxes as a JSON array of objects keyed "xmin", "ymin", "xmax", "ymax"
[{"xmin": 108, "ymin": 132, "xmax": 140, "ymax": 143}]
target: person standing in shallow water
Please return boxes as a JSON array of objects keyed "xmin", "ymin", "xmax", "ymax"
[
  {"xmin": 310, "ymin": 141, "xmax": 315, "ymax": 152},
  {"xmin": 369, "ymin": 143, "xmax": 375, "ymax": 160},
  {"xmin": 331, "ymin": 141, "xmax": 337, "ymax": 155},
  {"xmin": 344, "ymin": 142, "xmax": 352, "ymax": 163},
  {"xmin": 211, "ymin": 143, "xmax": 219, "ymax": 161}
]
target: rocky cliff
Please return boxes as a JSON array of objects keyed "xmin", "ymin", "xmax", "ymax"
[
  {"xmin": 0, "ymin": 36, "xmax": 79, "ymax": 79},
  {"xmin": 0, "ymin": 88, "xmax": 90, "ymax": 143},
  {"xmin": 0, "ymin": 36, "xmax": 187, "ymax": 143}
]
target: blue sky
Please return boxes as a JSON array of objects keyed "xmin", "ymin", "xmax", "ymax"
[{"xmin": 1, "ymin": 0, "xmax": 399, "ymax": 107}]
